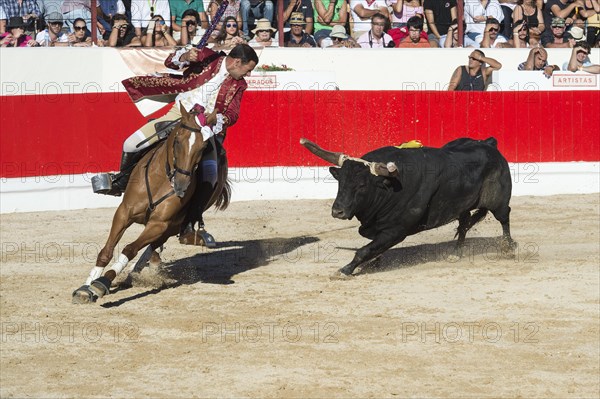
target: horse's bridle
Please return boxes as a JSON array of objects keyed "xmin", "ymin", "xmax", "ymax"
[
  {"xmin": 165, "ymin": 123, "xmax": 204, "ymax": 181},
  {"xmin": 143, "ymin": 122, "xmax": 205, "ymax": 223}
]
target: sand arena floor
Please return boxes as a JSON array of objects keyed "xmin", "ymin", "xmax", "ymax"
[{"xmin": 0, "ymin": 194, "xmax": 599, "ymax": 398}]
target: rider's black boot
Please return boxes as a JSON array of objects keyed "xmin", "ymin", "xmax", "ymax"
[{"xmin": 93, "ymin": 151, "xmax": 141, "ymax": 196}]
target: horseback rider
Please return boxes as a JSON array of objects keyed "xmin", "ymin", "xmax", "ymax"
[{"xmin": 92, "ymin": 43, "xmax": 258, "ymax": 244}]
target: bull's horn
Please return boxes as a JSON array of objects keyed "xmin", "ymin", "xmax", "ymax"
[{"xmin": 300, "ymin": 138, "xmax": 345, "ymax": 166}]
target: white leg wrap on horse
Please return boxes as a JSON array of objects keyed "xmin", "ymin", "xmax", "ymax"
[
  {"xmin": 109, "ymin": 254, "xmax": 130, "ymax": 275},
  {"xmin": 85, "ymin": 266, "xmax": 105, "ymax": 286}
]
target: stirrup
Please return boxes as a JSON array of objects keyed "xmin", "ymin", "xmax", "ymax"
[{"xmin": 92, "ymin": 173, "xmax": 122, "ymax": 196}]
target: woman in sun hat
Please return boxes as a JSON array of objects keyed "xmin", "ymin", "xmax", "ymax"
[{"xmin": 248, "ymin": 18, "xmax": 278, "ymax": 47}]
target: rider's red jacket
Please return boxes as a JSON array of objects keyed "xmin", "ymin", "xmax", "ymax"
[{"xmin": 122, "ymin": 47, "xmax": 247, "ymax": 127}]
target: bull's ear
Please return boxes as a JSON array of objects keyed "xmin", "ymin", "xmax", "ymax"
[{"xmin": 329, "ymin": 167, "xmax": 340, "ymax": 181}]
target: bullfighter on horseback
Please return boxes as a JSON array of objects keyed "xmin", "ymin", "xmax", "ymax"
[{"xmin": 92, "ymin": 43, "xmax": 258, "ymax": 245}]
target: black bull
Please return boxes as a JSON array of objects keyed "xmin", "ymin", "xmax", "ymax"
[{"xmin": 300, "ymin": 137, "xmax": 515, "ymax": 276}]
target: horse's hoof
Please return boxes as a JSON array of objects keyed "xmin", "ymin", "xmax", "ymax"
[
  {"xmin": 330, "ymin": 270, "xmax": 354, "ymax": 281},
  {"xmin": 179, "ymin": 230, "xmax": 216, "ymax": 247},
  {"xmin": 72, "ymin": 285, "xmax": 97, "ymax": 304},
  {"xmin": 89, "ymin": 276, "xmax": 111, "ymax": 299}
]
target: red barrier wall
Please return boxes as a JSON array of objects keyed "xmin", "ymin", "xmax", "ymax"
[{"xmin": 1, "ymin": 90, "xmax": 599, "ymax": 178}]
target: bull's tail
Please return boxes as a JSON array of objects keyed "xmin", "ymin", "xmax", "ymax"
[
  {"xmin": 484, "ymin": 137, "xmax": 498, "ymax": 148},
  {"xmin": 213, "ymin": 154, "xmax": 231, "ymax": 211}
]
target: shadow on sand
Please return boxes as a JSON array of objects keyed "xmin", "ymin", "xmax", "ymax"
[
  {"xmin": 352, "ymin": 236, "xmax": 516, "ymax": 275},
  {"xmin": 101, "ymin": 235, "xmax": 319, "ymax": 308}
]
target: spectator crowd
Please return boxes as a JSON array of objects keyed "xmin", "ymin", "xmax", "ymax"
[{"xmin": 0, "ymin": 0, "xmax": 598, "ymax": 84}]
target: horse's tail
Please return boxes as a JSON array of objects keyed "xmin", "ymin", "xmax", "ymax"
[{"xmin": 213, "ymin": 154, "xmax": 231, "ymax": 211}]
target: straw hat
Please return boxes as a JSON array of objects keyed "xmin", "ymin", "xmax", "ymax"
[
  {"xmin": 569, "ymin": 26, "xmax": 587, "ymax": 42},
  {"xmin": 329, "ymin": 25, "xmax": 348, "ymax": 39},
  {"xmin": 251, "ymin": 19, "xmax": 276, "ymax": 34},
  {"xmin": 289, "ymin": 12, "xmax": 306, "ymax": 25}
]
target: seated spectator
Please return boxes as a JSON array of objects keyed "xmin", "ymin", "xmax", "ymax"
[
  {"xmin": 541, "ymin": 17, "xmax": 573, "ymax": 47},
  {"xmin": 170, "ymin": 0, "xmax": 208, "ymax": 41},
  {"xmin": 240, "ymin": 0, "xmax": 274, "ymax": 38},
  {"xmin": 349, "ymin": 0, "xmax": 389, "ymax": 36},
  {"xmin": 97, "ymin": 0, "xmax": 126, "ymax": 40},
  {"xmin": 443, "ymin": 19, "xmax": 478, "ymax": 47},
  {"xmin": 327, "ymin": 24, "xmax": 360, "ymax": 47},
  {"xmin": 388, "ymin": 0, "xmax": 423, "ymax": 28},
  {"xmin": 0, "ymin": 16, "xmax": 37, "ymax": 46},
  {"xmin": 313, "ymin": 0, "xmax": 348, "ymax": 47},
  {"xmin": 178, "ymin": 9, "xmax": 203, "ymax": 45},
  {"xmin": 283, "ymin": 0, "xmax": 314, "ymax": 34},
  {"xmin": 504, "ymin": 19, "xmax": 530, "ymax": 47},
  {"xmin": 580, "ymin": 0, "xmax": 599, "ymax": 47},
  {"xmin": 512, "ymin": 0, "xmax": 545, "ymax": 45},
  {"xmin": 448, "ymin": 50, "xmax": 502, "ymax": 91},
  {"xmin": 35, "ymin": 11, "xmax": 69, "ymax": 46},
  {"xmin": 142, "ymin": 15, "xmax": 176, "ymax": 46},
  {"xmin": 107, "ymin": 13, "xmax": 141, "ymax": 46},
  {"xmin": 284, "ymin": 12, "xmax": 317, "ymax": 47},
  {"xmin": 357, "ymin": 13, "xmax": 395, "ymax": 48},
  {"xmin": 68, "ymin": 17, "xmax": 93, "ymax": 46},
  {"xmin": 131, "ymin": 0, "xmax": 171, "ymax": 38},
  {"xmin": 424, "ymin": 0, "xmax": 457, "ymax": 47},
  {"xmin": 211, "ymin": 15, "xmax": 247, "ymax": 51},
  {"xmin": 479, "ymin": 17, "xmax": 508, "ymax": 47},
  {"xmin": 248, "ymin": 18, "xmax": 278, "ymax": 46},
  {"xmin": 518, "ymin": 47, "xmax": 559, "ymax": 77},
  {"xmin": 563, "ymin": 41, "xmax": 593, "ymax": 71},
  {"xmin": 396, "ymin": 15, "xmax": 430, "ymax": 47},
  {"xmin": 464, "ymin": 0, "xmax": 504, "ymax": 43}
]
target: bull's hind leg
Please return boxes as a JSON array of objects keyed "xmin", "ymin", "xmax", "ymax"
[
  {"xmin": 491, "ymin": 205, "xmax": 517, "ymax": 255},
  {"xmin": 72, "ymin": 204, "xmax": 133, "ymax": 304}
]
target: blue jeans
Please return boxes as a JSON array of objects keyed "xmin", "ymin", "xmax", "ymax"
[{"xmin": 240, "ymin": 0, "xmax": 274, "ymax": 36}]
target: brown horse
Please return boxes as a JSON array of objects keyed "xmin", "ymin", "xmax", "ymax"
[{"xmin": 72, "ymin": 104, "xmax": 230, "ymax": 304}]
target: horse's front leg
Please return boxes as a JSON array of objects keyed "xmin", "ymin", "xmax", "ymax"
[
  {"xmin": 85, "ymin": 221, "xmax": 171, "ymax": 300},
  {"xmin": 72, "ymin": 204, "xmax": 133, "ymax": 304}
]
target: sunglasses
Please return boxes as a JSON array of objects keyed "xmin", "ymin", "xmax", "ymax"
[
  {"xmin": 488, "ymin": 27, "xmax": 499, "ymax": 32},
  {"xmin": 185, "ymin": 20, "xmax": 197, "ymax": 26},
  {"xmin": 74, "ymin": 26, "xmax": 86, "ymax": 31},
  {"xmin": 551, "ymin": 25, "xmax": 564, "ymax": 28},
  {"xmin": 332, "ymin": 37, "xmax": 344, "ymax": 41},
  {"xmin": 154, "ymin": 20, "xmax": 165, "ymax": 25},
  {"xmin": 226, "ymin": 23, "xmax": 238, "ymax": 28},
  {"xmin": 50, "ymin": 21, "xmax": 63, "ymax": 26},
  {"xmin": 291, "ymin": 24, "xmax": 303, "ymax": 27}
]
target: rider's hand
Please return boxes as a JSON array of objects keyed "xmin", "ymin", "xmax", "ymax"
[{"xmin": 184, "ymin": 47, "xmax": 199, "ymax": 62}]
